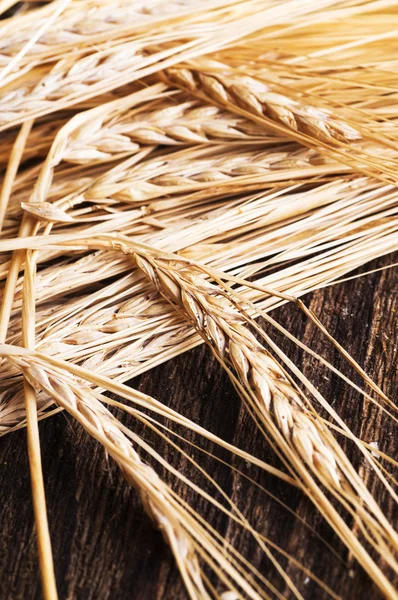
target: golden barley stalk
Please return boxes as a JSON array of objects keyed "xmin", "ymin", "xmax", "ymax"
[
  {"xmin": 163, "ymin": 60, "xmax": 362, "ymax": 144},
  {"xmin": 15, "ymin": 354, "xmax": 213, "ymax": 600},
  {"xmin": 131, "ymin": 248, "xmax": 398, "ymax": 598},
  {"xmin": 8, "ymin": 348, "xmax": 294, "ymax": 600}
]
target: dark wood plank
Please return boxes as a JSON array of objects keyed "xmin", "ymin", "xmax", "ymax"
[{"xmin": 0, "ymin": 254, "xmax": 397, "ymax": 600}]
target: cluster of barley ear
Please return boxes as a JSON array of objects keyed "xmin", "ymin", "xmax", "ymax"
[{"xmin": 1, "ymin": 1, "xmax": 398, "ymax": 599}]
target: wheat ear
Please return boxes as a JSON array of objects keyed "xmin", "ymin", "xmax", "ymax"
[
  {"xmin": 81, "ymin": 144, "xmax": 343, "ymax": 205},
  {"xmin": 0, "ymin": 96, "xmax": 278, "ymax": 169},
  {"xmin": 8, "ymin": 349, "xmax": 285, "ymax": 600},
  {"xmin": 163, "ymin": 60, "xmax": 362, "ymax": 145},
  {"xmin": 131, "ymin": 249, "xmax": 398, "ymax": 598},
  {"xmin": 14, "ymin": 355, "xmax": 211, "ymax": 600},
  {"xmin": 61, "ymin": 96, "xmax": 280, "ymax": 165},
  {"xmin": 0, "ymin": 39, "xmax": 202, "ymax": 129}
]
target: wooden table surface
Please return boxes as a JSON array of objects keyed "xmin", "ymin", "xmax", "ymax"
[{"xmin": 0, "ymin": 254, "xmax": 397, "ymax": 600}]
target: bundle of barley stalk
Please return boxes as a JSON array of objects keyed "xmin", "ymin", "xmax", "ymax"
[{"xmin": 0, "ymin": 0, "xmax": 397, "ymax": 598}]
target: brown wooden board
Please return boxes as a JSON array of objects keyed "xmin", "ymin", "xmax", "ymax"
[{"xmin": 0, "ymin": 254, "xmax": 397, "ymax": 599}]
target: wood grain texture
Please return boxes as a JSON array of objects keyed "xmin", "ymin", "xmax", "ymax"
[{"xmin": 0, "ymin": 254, "xmax": 397, "ymax": 600}]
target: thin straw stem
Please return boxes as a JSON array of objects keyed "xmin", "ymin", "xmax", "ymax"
[
  {"xmin": 0, "ymin": 217, "xmax": 30, "ymax": 342},
  {"xmin": 0, "ymin": 120, "xmax": 33, "ymax": 234},
  {"xmin": 21, "ymin": 251, "xmax": 58, "ymax": 600}
]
